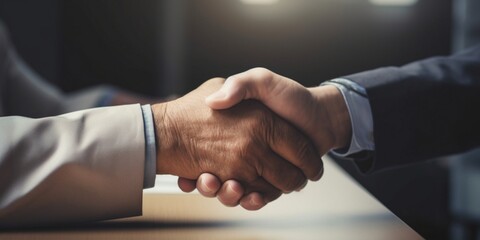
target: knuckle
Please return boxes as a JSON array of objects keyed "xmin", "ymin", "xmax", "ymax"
[
  {"xmin": 247, "ymin": 68, "xmax": 274, "ymax": 95},
  {"xmin": 249, "ymin": 67, "xmax": 273, "ymax": 79}
]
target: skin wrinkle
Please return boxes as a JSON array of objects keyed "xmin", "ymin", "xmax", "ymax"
[
  {"xmin": 200, "ymin": 110, "xmax": 232, "ymax": 179},
  {"xmin": 155, "ymin": 78, "xmax": 319, "ymax": 205},
  {"xmin": 249, "ymin": 104, "xmax": 276, "ymax": 184},
  {"xmin": 153, "ymin": 102, "xmax": 174, "ymax": 175},
  {"xmin": 189, "ymin": 71, "xmax": 350, "ymax": 209},
  {"xmin": 173, "ymin": 107, "xmax": 201, "ymax": 177},
  {"xmin": 228, "ymin": 102, "xmax": 266, "ymax": 182}
]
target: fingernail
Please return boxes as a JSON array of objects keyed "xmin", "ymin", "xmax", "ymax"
[
  {"xmin": 202, "ymin": 179, "xmax": 213, "ymax": 192},
  {"xmin": 206, "ymin": 90, "xmax": 226, "ymax": 102},
  {"xmin": 227, "ymin": 182, "xmax": 237, "ymax": 194},
  {"xmin": 313, "ymin": 168, "xmax": 324, "ymax": 181},
  {"xmin": 250, "ymin": 196, "xmax": 260, "ymax": 206}
]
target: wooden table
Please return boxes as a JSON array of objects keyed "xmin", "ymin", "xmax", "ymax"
[{"xmin": 0, "ymin": 156, "xmax": 423, "ymax": 240}]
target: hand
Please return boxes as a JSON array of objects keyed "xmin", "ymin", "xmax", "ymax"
[
  {"xmin": 207, "ymin": 68, "xmax": 352, "ymax": 153},
  {"xmin": 178, "ymin": 68, "xmax": 351, "ymax": 209},
  {"xmin": 152, "ymin": 77, "xmax": 323, "ymax": 208}
]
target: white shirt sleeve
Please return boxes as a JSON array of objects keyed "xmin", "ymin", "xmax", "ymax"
[
  {"xmin": 0, "ymin": 105, "xmax": 146, "ymax": 227},
  {"xmin": 321, "ymin": 78, "xmax": 375, "ymax": 157}
]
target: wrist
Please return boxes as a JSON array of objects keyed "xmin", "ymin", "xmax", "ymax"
[
  {"xmin": 151, "ymin": 102, "xmax": 176, "ymax": 175},
  {"xmin": 309, "ymin": 85, "xmax": 352, "ymax": 150}
]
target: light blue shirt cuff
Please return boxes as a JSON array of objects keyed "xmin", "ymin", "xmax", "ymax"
[
  {"xmin": 321, "ymin": 78, "xmax": 375, "ymax": 157},
  {"xmin": 141, "ymin": 104, "xmax": 157, "ymax": 189}
]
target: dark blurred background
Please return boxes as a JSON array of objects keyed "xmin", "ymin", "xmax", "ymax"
[
  {"xmin": 0, "ymin": 0, "xmax": 451, "ymax": 96},
  {"xmin": 0, "ymin": 0, "xmax": 455, "ymax": 238}
]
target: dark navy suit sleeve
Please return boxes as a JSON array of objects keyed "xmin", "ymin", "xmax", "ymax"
[{"xmin": 341, "ymin": 45, "xmax": 480, "ymax": 173}]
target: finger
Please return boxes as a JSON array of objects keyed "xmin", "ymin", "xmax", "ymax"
[
  {"xmin": 240, "ymin": 192, "xmax": 266, "ymax": 211},
  {"xmin": 270, "ymin": 119, "xmax": 324, "ymax": 181},
  {"xmin": 205, "ymin": 69, "xmax": 320, "ymax": 153},
  {"xmin": 196, "ymin": 173, "xmax": 222, "ymax": 198},
  {"xmin": 205, "ymin": 75, "xmax": 250, "ymax": 110},
  {"xmin": 296, "ymin": 176, "xmax": 309, "ymax": 192},
  {"xmin": 260, "ymin": 150, "xmax": 307, "ymax": 193},
  {"xmin": 217, "ymin": 180, "xmax": 245, "ymax": 207},
  {"xmin": 205, "ymin": 68, "xmax": 274, "ymax": 110},
  {"xmin": 244, "ymin": 177, "xmax": 282, "ymax": 204},
  {"xmin": 177, "ymin": 177, "xmax": 197, "ymax": 193}
]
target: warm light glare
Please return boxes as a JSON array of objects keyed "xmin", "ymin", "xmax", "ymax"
[
  {"xmin": 369, "ymin": 0, "xmax": 418, "ymax": 6},
  {"xmin": 241, "ymin": 0, "xmax": 280, "ymax": 5}
]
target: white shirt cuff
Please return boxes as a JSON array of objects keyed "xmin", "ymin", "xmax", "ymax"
[{"xmin": 321, "ymin": 78, "xmax": 375, "ymax": 157}]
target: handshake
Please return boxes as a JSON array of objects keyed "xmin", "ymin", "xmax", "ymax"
[{"xmin": 152, "ymin": 68, "xmax": 352, "ymax": 210}]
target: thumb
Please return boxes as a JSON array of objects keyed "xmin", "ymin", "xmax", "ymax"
[{"xmin": 205, "ymin": 76, "xmax": 252, "ymax": 110}]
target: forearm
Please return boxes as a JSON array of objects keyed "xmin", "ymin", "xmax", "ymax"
[
  {"xmin": 0, "ymin": 105, "xmax": 146, "ymax": 227},
  {"xmin": 344, "ymin": 45, "xmax": 480, "ymax": 170}
]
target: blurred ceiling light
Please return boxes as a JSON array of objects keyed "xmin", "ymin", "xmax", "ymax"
[
  {"xmin": 369, "ymin": 0, "xmax": 417, "ymax": 6},
  {"xmin": 241, "ymin": 0, "xmax": 280, "ymax": 5}
]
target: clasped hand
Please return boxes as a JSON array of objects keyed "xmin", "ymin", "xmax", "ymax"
[{"xmin": 151, "ymin": 77, "xmax": 327, "ymax": 209}]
